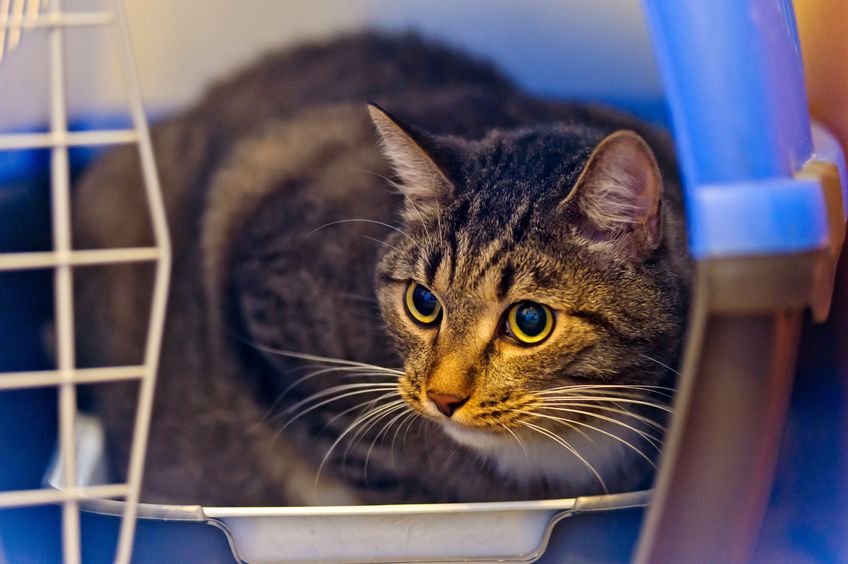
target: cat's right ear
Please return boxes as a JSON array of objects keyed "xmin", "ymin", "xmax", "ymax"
[
  {"xmin": 368, "ymin": 103, "xmax": 456, "ymax": 216},
  {"xmin": 560, "ymin": 130, "xmax": 663, "ymax": 260}
]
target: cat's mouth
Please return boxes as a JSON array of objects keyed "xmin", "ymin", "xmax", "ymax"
[
  {"xmin": 412, "ymin": 393, "xmax": 523, "ymax": 451},
  {"xmin": 399, "ymin": 381, "xmax": 538, "ymax": 451}
]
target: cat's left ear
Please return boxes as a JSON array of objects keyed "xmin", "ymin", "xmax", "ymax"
[
  {"xmin": 368, "ymin": 103, "xmax": 458, "ymax": 216},
  {"xmin": 562, "ymin": 131, "xmax": 662, "ymax": 260}
]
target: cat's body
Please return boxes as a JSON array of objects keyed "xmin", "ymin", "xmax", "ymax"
[{"xmin": 74, "ymin": 33, "xmax": 688, "ymax": 506}]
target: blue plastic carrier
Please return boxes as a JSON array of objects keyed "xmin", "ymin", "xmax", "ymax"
[{"xmin": 646, "ymin": 0, "xmax": 845, "ymax": 259}]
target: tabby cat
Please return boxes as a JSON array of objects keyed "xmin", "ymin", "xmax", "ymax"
[{"xmin": 74, "ymin": 32, "xmax": 689, "ymax": 506}]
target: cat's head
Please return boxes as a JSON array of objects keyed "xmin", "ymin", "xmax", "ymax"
[{"xmin": 369, "ymin": 104, "xmax": 686, "ymax": 490}]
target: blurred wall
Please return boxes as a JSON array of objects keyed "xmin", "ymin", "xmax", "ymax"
[{"xmin": 0, "ymin": 0, "xmax": 662, "ymax": 131}]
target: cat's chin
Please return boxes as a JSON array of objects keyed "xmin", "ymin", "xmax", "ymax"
[
  {"xmin": 438, "ymin": 417, "xmax": 642, "ymax": 491},
  {"xmin": 439, "ymin": 419, "xmax": 510, "ymax": 451}
]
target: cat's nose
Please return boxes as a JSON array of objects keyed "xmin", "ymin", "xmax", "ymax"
[{"xmin": 427, "ymin": 392, "xmax": 468, "ymax": 417}]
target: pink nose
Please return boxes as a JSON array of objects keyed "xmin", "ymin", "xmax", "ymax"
[{"xmin": 427, "ymin": 392, "xmax": 468, "ymax": 417}]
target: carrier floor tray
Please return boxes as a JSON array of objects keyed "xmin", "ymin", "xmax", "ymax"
[{"xmin": 48, "ymin": 415, "xmax": 650, "ymax": 563}]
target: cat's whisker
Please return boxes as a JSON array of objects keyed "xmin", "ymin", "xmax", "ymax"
[
  {"xmin": 281, "ymin": 381, "xmax": 398, "ymax": 412},
  {"xmin": 276, "ymin": 384, "xmax": 399, "ymax": 431},
  {"xmin": 519, "ymin": 421, "xmax": 608, "ymax": 494},
  {"xmin": 347, "ymin": 166, "xmax": 436, "ymax": 250},
  {"xmin": 257, "ymin": 368, "xmax": 391, "ymax": 427},
  {"xmin": 275, "ymin": 368, "xmax": 399, "ymax": 406},
  {"xmin": 538, "ymin": 401, "xmax": 666, "ymax": 431},
  {"xmin": 241, "ymin": 344, "xmax": 404, "ymax": 375},
  {"xmin": 638, "ymin": 352, "xmax": 681, "ymax": 376},
  {"xmin": 518, "ymin": 410, "xmax": 595, "ymax": 444},
  {"xmin": 499, "ymin": 423, "xmax": 530, "ymax": 463},
  {"xmin": 346, "ymin": 167, "xmax": 405, "ymax": 192},
  {"xmin": 318, "ymin": 400, "xmax": 406, "ymax": 470},
  {"xmin": 267, "ymin": 390, "xmax": 399, "ymax": 456},
  {"xmin": 273, "ymin": 367, "xmax": 394, "ymax": 407},
  {"xmin": 285, "ymin": 363, "xmax": 394, "ymax": 375},
  {"xmin": 403, "ymin": 411, "xmax": 423, "ymax": 452},
  {"xmin": 363, "ymin": 404, "xmax": 413, "ymax": 485},
  {"xmin": 307, "ymin": 218, "xmax": 427, "ymax": 257},
  {"xmin": 522, "ymin": 410, "xmax": 657, "ymax": 468},
  {"xmin": 538, "ymin": 383, "xmax": 674, "ymax": 395},
  {"xmin": 390, "ymin": 411, "xmax": 419, "ymax": 468},
  {"xmin": 316, "ymin": 391, "xmax": 401, "ymax": 437},
  {"xmin": 343, "ymin": 400, "xmax": 408, "ymax": 463},
  {"xmin": 582, "ymin": 387, "xmax": 675, "ymax": 401},
  {"xmin": 533, "ymin": 405, "xmax": 663, "ymax": 449},
  {"xmin": 375, "ymin": 406, "xmax": 413, "ymax": 451},
  {"xmin": 536, "ymin": 388, "xmax": 675, "ymax": 403},
  {"xmin": 221, "ymin": 329, "xmax": 402, "ymax": 374},
  {"xmin": 316, "ymin": 399, "xmax": 406, "ymax": 484},
  {"xmin": 362, "ymin": 235, "xmax": 404, "ymax": 254},
  {"xmin": 261, "ymin": 369, "xmax": 398, "ymax": 425},
  {"xmin": 537, "ymin": 396, "xmax": 673, "ymax": 413},
  {"xmin": 538, "ymin": 383, "xmax": 674, "ymax": 390}
]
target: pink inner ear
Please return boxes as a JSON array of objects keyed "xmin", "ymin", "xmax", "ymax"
[{"xmin": 572, "ymin": 132, "xmax": 662, "ymax": 257}]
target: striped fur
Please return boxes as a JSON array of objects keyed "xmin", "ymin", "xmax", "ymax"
[{"xmin": 74, "ymin": 32, "xmax": 689, "ymax": 506}]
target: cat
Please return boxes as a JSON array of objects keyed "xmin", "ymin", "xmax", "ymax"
[{"xmin": 73, "ymin": 32, "xmax": 690, "ymax": 506}]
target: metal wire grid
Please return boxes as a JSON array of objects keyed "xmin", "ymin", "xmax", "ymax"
[{"xmin": 0, "ymin": 1, "xmax": 171, "ymax": 562}]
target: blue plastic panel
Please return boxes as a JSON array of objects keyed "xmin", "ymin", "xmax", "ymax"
[
  {"xmin": 642, "ymin": 0, "xmax": 831, "ymax": 259},
  {"xmin": 688, "ymin": 178, "xmax": 827, "ymax": 257}
]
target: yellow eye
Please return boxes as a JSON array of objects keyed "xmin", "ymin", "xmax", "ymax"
[
  {"xmin": 405, "ymin": 282, "xmax": 443, "ymax": 326},
  {"xmin": 505, "ymin": 301, "xmax": 554, "ymax": 344}
]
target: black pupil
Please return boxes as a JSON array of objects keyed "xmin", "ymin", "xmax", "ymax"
[
  {"xmin": 413, "ymin": 285, "xmax": 438, "ymax": 317},
  {"xmin": 516, "ymin": 303, "xmax": 545, "ymax": 336}
]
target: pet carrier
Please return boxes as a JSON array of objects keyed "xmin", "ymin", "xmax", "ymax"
[{"xmin": 0, "ymin": 0, "xmax": 845, "ymax": 562}]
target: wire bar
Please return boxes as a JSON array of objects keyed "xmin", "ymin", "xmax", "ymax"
[
  {"xmin": 0, "ymin": 2, "xmax": 171, "ymax": 562},
  {"xmin": 47, "ymin": 0, "xmax": 81, "ymax": 561},
  {"xmin": 0, "ymin": 1, "xmax": 7, "ymax": 62},
  {"xmin": 111, "ymin": 0, "xmax": 172, "ymax": 561},
  {"xmin": 0, "ymin": 130, "xmax": 138, "ymax": 150},
  {"xmin": 0, "ymin": 247, "xmax": 160, "ymax": 271},
  {"xmin": 6, "ymin": 0, "xmax": 25, "ymax": 50},
  {"xmin": 0, "ymin": 0, "xmax": 97, "ymax": 63},
  {"xmin": 0, "ymin": 484, "xmax": 128, "ymax": 509},
  {"xmin": 0, "ymin": 366, "xmax": 145, "ymax": 391},
  {"xmin": 0, "ymin": 11, "xmax": 113, "ymax": 28}
]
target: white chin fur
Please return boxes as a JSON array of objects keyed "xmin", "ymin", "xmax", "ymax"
[{"xmin": 438, "ymin": 417, "xmax": 639, "ymax": 490}]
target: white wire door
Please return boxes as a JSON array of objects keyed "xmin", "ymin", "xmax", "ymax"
[{"xmin": 0, "ymin": 1, "xmax": 170, "ymax": 562}]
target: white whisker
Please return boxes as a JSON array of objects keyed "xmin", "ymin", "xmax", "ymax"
[
  {"xmin": 537, "ymin": 396, "xmax": 673, "ymax": 413},
  {"xmin": 539, "ymin": 384, "xmax": 674, "ymax": 397},
  {"xmin": 315, "ymin": 399, "xmax": 406, "ymax": 484},
  {"xmin": 263, "ymin": 368, "xmax": 397, "ymax": 419},
  {"xmin": 241, "ymin": 344, "xmax": 404, "ymax": 375},
  {"xmin": 499, "ymin": 423, "xmax": 529, "ymax": 462},
  {"xmin": 276, "ymin": 385, "xmax": 399, "ymax": 431},
  {"xmin": 344, "ymin": 400, "xmax": 408, "ymax": 461},
  {"xmin": 307, "ymin": 218, "xmax": 426, "ymax": 257},
  {"xmin": 533, "ymin": 405, "xmax": 662, "ymax": 449},
  {"xmin": 638, "ymin": 353, "xmax": 681, "ymax": 376},
  {"xmin": 390, "ymin": 411, "xmax": 419, "ymax": 467},
  {"xmin": 520, "ymin": 420, "xmax": 608, "ymax": 493},
  {"xmin": 363, "ymin": 404, "xmax": 412, "ymax": 484},
  {"xmin": 316, "ymin": 391, "xmax": 401, "ymax": 436},
  {"xmin": 521, "ymin": 410, "xmax": 656, "ymax": 467},
  {"xmin": 538, "ymin": 401, "xmax": 666, "ymax": 431},
  {"xmin": 347, "ymin": 166, "xmax": 436, "ymax": 250},
  {"xmin": 362, "ymin": 235, "xmax": 404, "ymax": 254}
]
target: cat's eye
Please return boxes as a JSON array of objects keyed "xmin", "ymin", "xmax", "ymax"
[
  {"xmin": 504, "ymin": 301, "xmax": 554, "ymax": 344},
  {"xmin": 405, "ymin": 282, "xmax": 443, "ymax": 326}
]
